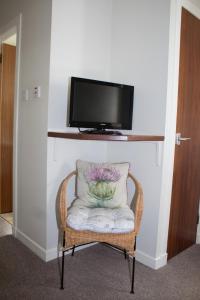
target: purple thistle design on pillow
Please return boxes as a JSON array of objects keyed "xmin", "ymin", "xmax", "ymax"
[
  {"xmin": 84, "ymin": 166, "xmax": 121, "ymax": 205},
  {"xmin": 85, "ymin": 167, "xmax": 121, "ymax": 183}
]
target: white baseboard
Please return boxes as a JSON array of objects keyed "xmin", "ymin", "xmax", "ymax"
[
  {"xmin": 14, "ymin": 228, "xmax": 168, "ymax": 268},
  {"xmin": 46, "ymin": 242, "xmax": 97, "ymax": 261},
  {"xmin": 196, "ymin": 223, "xmax": 200, "ymax": 244},
  {"xmin": 100, "ymin": 245, "xmax": 167, "ymax": 270},
  {"xmin": 136, "ymin": 249, "xmax": 167, "ymax": 270},
  {"xmin": 15, "ymin": 228, "xmax": 46, "ymax": 261},
  {"xmin": 15, "ymin": 228, "xmax": 97, "ymax": 262},
  {"xmin": 196, "ymin": 233, "xmax": 200, "ymax": 244}
]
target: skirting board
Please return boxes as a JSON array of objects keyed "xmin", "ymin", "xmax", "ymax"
[
  {"xmin": 15, "ymin": 228, "xmax": 96, "ymax": 262},
  {"xmin": 196, "ymin": 224, "xmax": 200, "ymax": 244},
  {"xmin": 48, "ymin": 244, "xmax": 167, "ymax": 269},
  {"xmin": 46, "ymin": 242, "xmax": 97, "ymax": 261},
  {"xmin": 15, "ymin": 228, "xmax": 167, "ymax": 268},
  {"xmin": 136, "ymin": 249, "xmax": 167, "ymax": 270},
  {"xmin": 196, "ymin": 233, "xmax": 200, "ymax": 244},
  {"xmin": 15, "ymin": 228, "xmax": 46, "ymax": 261}
]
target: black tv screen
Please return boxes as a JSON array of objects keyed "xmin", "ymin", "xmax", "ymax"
[{"xmin": 69, "ymin": 77, "xmax": 134, "ymax": 131}]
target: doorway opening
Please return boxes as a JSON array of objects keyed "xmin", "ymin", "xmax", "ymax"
[{"xmin": 0, "ymin": 32, "xmax": 17, "ymax": 236}]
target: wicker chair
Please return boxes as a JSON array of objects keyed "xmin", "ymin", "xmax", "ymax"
[{"xmin": 59, "ymin": 170, "xmax": 143, "ymax": 294}]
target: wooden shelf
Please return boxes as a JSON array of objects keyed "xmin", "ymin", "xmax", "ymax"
[{"xmin": 48, "ymin": 131, "xmax": 164, "ymax": 142}]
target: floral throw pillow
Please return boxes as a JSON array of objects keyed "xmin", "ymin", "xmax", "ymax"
[{"xmin": 76, "ymin": 160, "xmax": 129, "ymax": 208}]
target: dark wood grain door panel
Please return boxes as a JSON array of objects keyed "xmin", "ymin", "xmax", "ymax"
[
  {"xmin": 0, "ymin": 44, "xmax": 16, "ymax": 213},
  {"xmin": 167, "ymin": 8, "xmax": 200, "ymax": 259}
]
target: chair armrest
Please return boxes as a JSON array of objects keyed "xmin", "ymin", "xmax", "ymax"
[
  {"xmin": 128, "ymin": 172, "xmax": 144, "ymax": 235},
  {"xmin": 59, "ymin": 170, "xmax": 77, "ymax": 230}
]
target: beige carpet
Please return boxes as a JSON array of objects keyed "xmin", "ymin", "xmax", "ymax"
[{"xmin": 0, "ymin": 235, "xmax": 200, "ymax": 299}]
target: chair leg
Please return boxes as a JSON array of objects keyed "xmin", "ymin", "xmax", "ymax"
[
  {"xmin": 60, "ymin": 234, "xmax": 65, "ymax": 290},
  {"xmin": 71, "ymin": 245, "xmax": 75, "ymax": 256},
  {"xmin": 124, "ymin": 249, "xmax": 127, "ymax": 260},
  {"xmin": 130, "ymin": 256, "xmax": 135, "ymax": 294},
  {"xmin": 130, "ymin": 238, "xmax": 136, "ymax": 294},
  {"xmin": 60, "ymin": 250, "xmax": 65, "ymax": 289}
]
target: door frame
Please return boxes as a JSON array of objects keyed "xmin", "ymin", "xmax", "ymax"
[
  {"xmin": 158, "ymin": 0, "xmax": 200, "ymax": 260},
  {"xmin": 0, "ymin": 15, "xmax": 22, "ymax": 236}
]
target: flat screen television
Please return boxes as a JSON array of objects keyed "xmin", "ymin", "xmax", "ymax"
[{"xmin": 69, "ymin": 77, "xmax": 134, "ymax": 134}]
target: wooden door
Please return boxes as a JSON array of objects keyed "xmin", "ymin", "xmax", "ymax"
[
  {"xmin": 0, "ymin": 50, "xmax": 2, "ymax": 210},
  {"xmin": 167, "ymin": 8, "xmax": 200, "ymax": 259},
  {"xmin": 0, "ymin": 44, "xmax": 16, "ymax": 213}
]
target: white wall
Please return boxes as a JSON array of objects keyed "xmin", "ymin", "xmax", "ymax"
[
  {"xmin": 110, "ymin": 0, "xmax": 170, "ymax": 135},
  {"xmin": 0, "ymin": 0, "xmax": 52, "ymax": 253},
  {"xmin": 107, "ymin": 0, "xmax": 170, "ymax": 266},
  {"xmin": 189, "ymin": 0, "xmax": 200, "ymax": 9},
  {"xmin": 47, "ymin": 0, "xmax": 113, "ymax": 251},
  {"xmin": 48, "ymin": 0, "xmax": 112, "ymax": 130},
  {"xmin": 47, "ymin": 0, "xmax": 171, "ymax": 269}
]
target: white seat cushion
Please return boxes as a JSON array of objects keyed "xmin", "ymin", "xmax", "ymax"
[{"xmin": 67, "ymin": 199, "xmax": 134, "ymax": 233}]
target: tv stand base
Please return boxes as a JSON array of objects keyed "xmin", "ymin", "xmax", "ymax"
[{"xmin": 79, "ymin": 128, "xmax": 123, "ymax": 136}]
